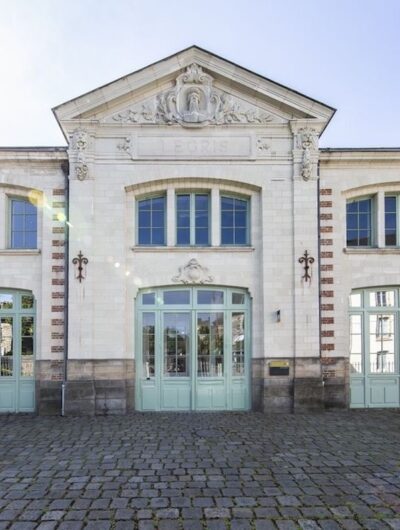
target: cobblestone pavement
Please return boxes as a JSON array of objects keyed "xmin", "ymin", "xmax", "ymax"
[{"xmin": 0, "ymin": 411, "xmax": 400, "ymax": 530}]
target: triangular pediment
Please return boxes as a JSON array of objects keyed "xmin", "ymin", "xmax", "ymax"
[{"xmin": 53, "ymin": 46, "xmax": 335, "ymax": 136}]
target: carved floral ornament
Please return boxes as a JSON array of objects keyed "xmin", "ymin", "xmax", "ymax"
[
  {"xmin": 296, "ymin": 127, "xmax": 318, "ymax": 182},
  {"xmin": 111, "ymin": 63, "xmax": 275, "ymax": 127},
  {"xmin": 70, "ymin": 129, "xmax": 90, "ymax": 181},
  {"xmin": 172, "ymin": 259, "xmax": 214, "ymax": 284}
]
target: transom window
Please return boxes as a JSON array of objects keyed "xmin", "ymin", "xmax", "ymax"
[
  {"xmin": 137, "ymin": 196, "xmax": 165, "ymax": 246},
  {"xmin": 10, "ymin": 198, "xmax": 37, "ymax": 249},
  {"xmin": 176, "ymin": 193, "xmax": 209, "ymax": 246},
  {"xmin": 346, "ymin": 197, "xmax": 372, "ymax": 247}
]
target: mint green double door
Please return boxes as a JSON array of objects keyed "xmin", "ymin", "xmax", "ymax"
[
  {"xmin": 136, "ymin": 287, "xmax": 250, "ymax": 411},
  {"xmin": 0, "ymin": 291, "xmax": 36, "ymax": 413}
]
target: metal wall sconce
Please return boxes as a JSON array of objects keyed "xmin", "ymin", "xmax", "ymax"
[
  {"xmin": 72, "ymin": 251, "xmax": 88, "ymax": 283},
  {"xmin": 298, "ymin": 250, "xmax": 314, "ymax": 282},
  {"xmin": 276, "ymin": 310, "xmax": 281, "ymax": 323}
]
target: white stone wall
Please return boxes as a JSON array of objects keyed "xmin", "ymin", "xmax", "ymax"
[
  {"xmin": 65, "ymin": 120, "xmax": 322, "ymax": 373},
  {"xmin": 0, "ymin": 152, "xmax": 66, "ymax": 365},
  {"xmin": 320, "ymin": 151, "xmax": 400, "ymax": 360}
]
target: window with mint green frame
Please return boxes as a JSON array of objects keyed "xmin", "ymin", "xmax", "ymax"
[
  {"xmin": 10, "ymin": 198, "xmax": 37, "ymax": 249},
  {"xmin": 220, "ymin": 195, "xmax": 250, "ymax": 245},
  {"xmin": 176, "ymin": 193, "xmax": 210, "ymax": 246},
  {"xmin": 346, "ymin": 196, "xmax": 373, "ymax": 247},
  {"xmin": 385, "ymin": 195, "xmax": 399, "ymax": 246},
  {"xmin": 0, "ymin": 290, "xmax": 36, "ymax": 413},
  {"xmin": 136, "ymin": 286, "xmax": 250, "ymax": 411},
  {"xmin": 137, "ymin": 195, "xmax": 166, "ymax": 246},
  {"xmin": 349, "ymin": 287, "xmax": 400, "ymax": 408}
]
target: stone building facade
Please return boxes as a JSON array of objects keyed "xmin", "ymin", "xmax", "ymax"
[{"xmin": 0, "ymin": 46, "xmax": 399, "ymax": 415}]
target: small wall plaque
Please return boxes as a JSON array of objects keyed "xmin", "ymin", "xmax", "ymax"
[{"xmin": 269, "ymin": 361, "xmax": 289, "ymax": 376}]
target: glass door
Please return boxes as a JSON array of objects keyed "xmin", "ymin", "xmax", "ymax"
[
  {"xmin": 136, "ymin": 286, "xmax": 250, "ymax": 411},
  {"xmin": 161, "ymin": 312, "xmax": 191, "ymax": 410},
  {"xmin": 195, "ymin": 311, "xmax": 226, "ymax": 409},
  {"xmin": 0, "ymin": 291, "xmax": 35, "ymax": 413}
]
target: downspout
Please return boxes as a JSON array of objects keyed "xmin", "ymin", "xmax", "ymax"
[{"xmin": 61, "ymin": 160, "xmax": 70, "ymax": 416}]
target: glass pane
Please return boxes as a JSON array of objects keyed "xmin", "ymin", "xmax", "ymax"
[
  {"xmin": 163, "ymin": 313, "xmax": 190, "ymax": 377},
  {"xmin": 350, "ymin": 314, "xmax": 362, "ymax": 374},
  {"xmin": 25, "ymin": 215, "xmax": 37, "ymax": 231},
  {"xmin": 369, "ymin": 291, "xmax": 395, "ymax": 307},
  {"xmin": 12, "ymin": 215, "xmax": 24, "ymax": 231},
  {"xmin": 349, "ymin": 293, "xmax": 361, "ymax": 308},
  {"xmin": 195, "ymin": 228, "xmax": 208, "ymax": 245},
  {"xmin": 21, "ymin": 317, "xmax": 34, "ymax": 377},
  {"xmin": 232, "ymin": 292, "xmax": 245, "ymax": 305},
  {"xmin": 0, "ymin": 294, "xmax": 13, "ymax": 310},
  {"xmin": 177, "ymin": 228, "xmax": 190, "ymax": 245},
  {"xmin": 12, "ymin": 200, "xmax": 25, "ymax": 214},
  {"xmin": 0, "ymin": 317, "xmax": 13, "ymax": 376},
  {"xmin": 197, "ymin": 290, "xmax": 224, "ymax": 305},
  {"xmin": 142, "ymin": 313, "xmax": 155, "ymax": 378},
  {"xmin": 221, "ymin": 228, "xmax": 234, "ymax": 244},
  {"xmin": 197, "ymin": 312, "xmax": 224, "ymax": 377},
  {"xmin": 232, "ymin": 312, "xmax": 245, "ymax": 376},
  {"xmin": 21, "ymin": 295, "xmax": 34, "ymax": 309},
  {"xmin": 369, "ymin": 314, "xmax": 395, "ymax": 373},
  {"xmin": 235, "ymin": 228, "xmax": 247, "ymax": 244},
  {"xmin": 177, "ymin": 211, "xmax": 190, "ymax": 228},
  {"xmin": 138, "ymin": 211, "xmax": 151, "ymax": 227},
  {"xmin": 177, "ymin": 195, "xmax": 190, "ymax": 210},
  {"xmin": 195, "ymin": 194, "xmax": 208, "ymax": 210},
  {"xmin": 163, "ymin": 290, "xmax": 190, "ymax": 305},
  {"xmin": 138, "ymin": 227, "xmax": 151, "ymax": 245},
  {"xmin": 152, "ymin": 228, "xmax": 165, "ymax": 245},
  {"xmin": 142, "ymin": 293, "xmax": 155, "ymax": 305},
  {"xmin": 12, "ymin": 232, "xmax": 24, "ymax": 248},
  {"xmin": 25, "ymin": 232, "xmax": 37, "ymax": 248}
]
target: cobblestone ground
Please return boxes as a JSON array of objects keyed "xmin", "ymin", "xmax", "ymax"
[{"xmin": 0, "ymin": 411, "xmax": 400, "ymax": 530}]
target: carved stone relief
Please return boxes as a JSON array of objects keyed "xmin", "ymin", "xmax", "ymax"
[
  {"xmin": 172, "ymin": 259, "xmax": 214, "ymax": 284},
  {"xmin": 297, "ymin": 128, "xmax": 318, "ymax": 181},
  {"xmin": 110, "ymin": 63, "xmax": 275, "ymax": 127},
  {"xmin": 70, "ymin": 129, "xmax": 90, "ymax": 181}
]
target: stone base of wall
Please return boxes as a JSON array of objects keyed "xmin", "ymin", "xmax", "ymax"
[
  {"xmin": 321, "ymin": 357, "xmax": 349, "ymax": 409},
  {"xmin": 253, "ymin": 357, "xmax": 347, "ymax": 413},
  {"xmin": 63, "ymin": 359, "xmax": 135, "ymax": 416},
  {"xmin": 36, "ymin": 360, "xmax": 63, "ymax": 415},
  {"xmin": 35, "ymin": 357, "xmax": 347, "ymax": 415}
]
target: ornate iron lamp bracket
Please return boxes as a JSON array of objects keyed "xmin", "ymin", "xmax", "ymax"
[
  {"xmin": 72, "ymin": 251, "xmax": 88, "ymax": 283},
  {"xmin": 298, "ymin": 250, "xmax": 314, "ymax": 282}
]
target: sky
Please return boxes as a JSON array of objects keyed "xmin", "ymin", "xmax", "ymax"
[{"xmin": 0, "ymin": 0, "xmax": 399, "ymax": 148}]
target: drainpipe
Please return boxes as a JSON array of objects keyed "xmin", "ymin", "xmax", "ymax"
[{"xmin": 61, "ymin": 160, "xmax": 70, "ymax": 416}]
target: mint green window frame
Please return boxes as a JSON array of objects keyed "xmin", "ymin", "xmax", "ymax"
[
  {"xmin": 176, "ymin": 192, "xmax": 210, "ymax": 246},
  {"xmin": 136, "ymin": 195, "xmax": 166, "ymax": 246},
  {"xmin": 220, "ymin": 195, "xmax": 250, "ymax": 246},
  {"xmin": 9, "ymin": 197, "xmax": 38, "ymax": 249}
]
